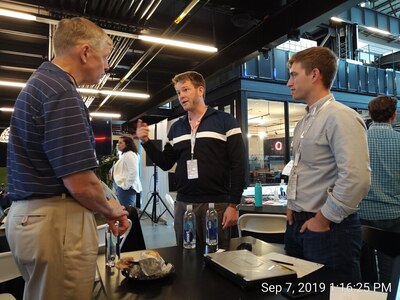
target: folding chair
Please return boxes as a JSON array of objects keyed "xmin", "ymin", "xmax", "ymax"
[
  {"xmin": 0, "ymin": 252, "xmax": 20, "ymax": 300},
  {"xmin": 0, "ymin": 252, "xmax": 20, "ymax": 284},
  {"xmin": 237, "ymin": 213, "xmax": 287, "ymax": 245}
]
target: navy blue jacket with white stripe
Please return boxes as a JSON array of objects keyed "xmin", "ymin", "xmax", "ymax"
[{"xmin": 142, "ymin": 107, "xmax": 245, "ymax": 204}]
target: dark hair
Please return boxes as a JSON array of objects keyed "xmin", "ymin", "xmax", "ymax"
[
  {"xmin": 171, "ymin": 71, "xmax": 206, "ymax": 93},
  {"xmin": 119, "ymin": 135, "xmax": 137, "ymax": 153},
  {"xmin": 368, "ymin": 96, "xmax": 398, "ymax": 123},
  {"xmin": 288, "ymin": 47, "xmax": 337, "ymax": 89}
]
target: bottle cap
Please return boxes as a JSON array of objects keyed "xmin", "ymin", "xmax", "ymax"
[
  {"xmin": 187, "ymin": 204, "xmax": 193, "ymax": 210},
  {"xmin": 281, "ymin": 179, "xmax": 285, "ymax": 184},
  {"xmin": 209, "ymin": 203, "xmax": 214, "ymax": 209}
]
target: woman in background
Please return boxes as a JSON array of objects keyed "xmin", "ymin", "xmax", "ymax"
[{"xmin": 113, "ymin": 135, "xmax": 142, "ymax": 208}]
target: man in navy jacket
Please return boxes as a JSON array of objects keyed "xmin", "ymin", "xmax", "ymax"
[{"xmin": 137, "ymin": 71, "xmax": 245, "ymax": 248}]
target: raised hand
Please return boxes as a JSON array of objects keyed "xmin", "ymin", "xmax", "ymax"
[{"xmin": 136, "ymin": 119, "xmax": 150, "ymax": 143}]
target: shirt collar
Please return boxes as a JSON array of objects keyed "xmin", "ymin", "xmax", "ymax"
[
  {"xmin": 182, "ymin": 106, "xmax": 216, "ymax": 123},
  {"xmin": 369, "ymin": 122, "xmax": 394, "ymax": 130},
  {"xmin": 306, "ymin": 94, "xmax": 334, "ymax": 113},
  {"xmin": 38, "ymin": 61, "xmax": 75, "ymax": 86}
]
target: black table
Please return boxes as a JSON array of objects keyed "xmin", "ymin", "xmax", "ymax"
[{"xmin": 96, "ymin": 237, "xmax": 337, "ymax": 300}]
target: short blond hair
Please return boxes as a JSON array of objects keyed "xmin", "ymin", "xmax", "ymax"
[
  {"xmin": 171, "ymin": 71, "xmax": 206, "ymax": 92},
  {"xmin": 53, "ymin": 17, "xmax": 112, "ymax": 56}
]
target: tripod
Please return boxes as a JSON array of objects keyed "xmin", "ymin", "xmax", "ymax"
[{"xmin": 139, "ymin": 164, "xmax": 174, "ymax": 223}]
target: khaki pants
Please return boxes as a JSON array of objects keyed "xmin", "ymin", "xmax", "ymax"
[{"xmin": 6, "ymin": 196, "xmax": 98, "ymax": 300}]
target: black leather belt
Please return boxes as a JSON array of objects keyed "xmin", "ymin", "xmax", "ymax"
[{"xmin": 292, "ymin": 211, "xmax": 316, "ymax": 222}]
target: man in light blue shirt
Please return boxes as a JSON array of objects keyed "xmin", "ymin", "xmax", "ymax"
[
  {"xmin": 285, "ymin": 47, "xmax": 371, "ymax": 283},
  {"xmin": 359, "ymin": 95, "xmax": 400, "ymax": 284}
]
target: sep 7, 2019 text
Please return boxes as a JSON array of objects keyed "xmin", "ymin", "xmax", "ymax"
[
  {"xmin": 261, "ymin": 282, "xmax": 326, "ymax": 294},
  {"xmin": 261, "ymin": 282, "xmax": 392, "ymax": 294}
]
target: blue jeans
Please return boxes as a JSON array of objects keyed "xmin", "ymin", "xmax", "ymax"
[
  {"xmin": 285, "ymin": 212, "xmax": 362, "ymax": 284},
  {"xmin": 114, "ymin": 183, "xmax": 135, "ymax": 208}
]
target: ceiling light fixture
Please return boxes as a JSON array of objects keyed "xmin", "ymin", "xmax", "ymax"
[
  {"xmin": 77, "ymin": 88, "xmax": 149, "ymax": 99},
  {"xmin": 0, "ymin": 8, "xmax": 36, "ymax": 21},
  {"xmin": 0, "ymin": 107, "xmax": 14, "ymax": 112},
  {"xmin": 137, "ymin": 35, "xmax": 217, "ymax": 52},
  {"xmin": 330, "ymin": 17, "xmax": 344, "ymax": 23},
  {"xmin": 0, "ymin": 107, "xmax": 121, "ymax": 119},
  {"xmin": 0, "ymin": 81, "xmax": 25, "ymax": 88},
  {"xmin": 363, "ymin": 26, "xmax": 390, "ymax": 36},
  {"xmin": 90, "ymin": 112, "xmax": 121, "ymax": 118},
  {"xmin": 0, "ymin": 8, "xmax": 218, "ymax": 53},
  {"xmin": 0, "ymin": 81, "xmax": 149, "ymax": 99}
]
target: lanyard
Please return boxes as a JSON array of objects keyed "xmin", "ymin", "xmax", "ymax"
[
  {"xmin": 294, "ymin": 97, "xmax": 333, "ymax": 167},
  {"xmin": 190, "ymin": 131, "xmax": 196, "ymax": 160},
  {"xmin": 188, "ymin": 109, "xmax": 207, "ymax": 160}
]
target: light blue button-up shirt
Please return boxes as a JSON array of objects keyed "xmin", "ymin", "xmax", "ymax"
[{"xmin": 287, "ymin": 95, "xmax": 371, "ymax": 223}]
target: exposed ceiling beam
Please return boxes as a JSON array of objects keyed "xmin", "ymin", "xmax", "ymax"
[
  {"xmin": 126, "ymin": 0, "xmax": 362, "ymax": 123},
  {"xmin": 379, "ymin": 50, "xmax": 400, "ymax": 66}
]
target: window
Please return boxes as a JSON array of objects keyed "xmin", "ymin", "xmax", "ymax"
[
  {"xmin": 248, "ymin": 99, "xmax": 284, "ymax": 184},
  {"xmin": 247, "ymin": 99, "xmax": 306, "ymax": 184}
]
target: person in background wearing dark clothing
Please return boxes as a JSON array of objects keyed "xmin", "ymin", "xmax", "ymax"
[
  {"xmin": 136, "ymin": 71, "xmax": 245, "ymax": 249},
  {"xmin": 112, "ymin": 135, "xmax": 143, "ymax": 209},
  {"xmin": 285, "ymin": 47, "xmax": 371, "ymax": 283},
  {"xmin": 359, "ymin": 95, "xmax": 400, "ymax": 284},
  {"xmin": 6, "ymin": 17, "xmax": 128, "ymax": 300}
]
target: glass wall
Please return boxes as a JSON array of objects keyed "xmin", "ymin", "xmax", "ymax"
[{"xmin": 247, "ymin": 98, "xmax": 306, "ymax": 184}]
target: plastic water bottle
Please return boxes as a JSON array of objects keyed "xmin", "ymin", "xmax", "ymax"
[
  {"xmin": 105, "ymin": 223, "xmax": 117, "ymax": 267},
  {"xmin": 254, "ymin": 180, "xmax": 263, "ymax": 207},
  {"xmin": 183, "ymin": 204, "xmax": 196, "ymax": 249},
  {"xmin": 279, "ymin": 179, "xmax": 287, "ymax": 200},
  {"xmin": 274, "ymin": 187, "xmax": 280, "ymax": 202},
  {"xmin": 206, "ymin": 203, "xmax": 218, "ymax": 246}
]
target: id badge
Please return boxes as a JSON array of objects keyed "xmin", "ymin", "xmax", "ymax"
[
  {"xmin": 187, "ymin": 159, "xmax": 199, "ymax": 179},
  {"xmin": 286, "ymin": 167, "xmax": 297, "ymax": 201},
  {"xmin": 282, "ymin": 160, "xmax": 294, "ymax": 176}
]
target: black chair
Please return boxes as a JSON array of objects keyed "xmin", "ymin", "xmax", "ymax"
[
  {"xmin": 121, "ymin": 207, "xmax": 146, "ymax": 252},
  {"xmin": 361, "ymin": 225, "xmax": 400, "ymax": 284},
  {"xmin": 361, "ymin": 225, "xmax": 400, "ymax": 257}
]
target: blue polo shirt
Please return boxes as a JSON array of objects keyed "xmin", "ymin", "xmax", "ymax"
[{"xmin": 7, "ymin": 62, "xmax": 98, "ymax": 200}]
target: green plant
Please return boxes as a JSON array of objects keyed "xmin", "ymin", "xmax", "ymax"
[{"xmin": 98, "ymin": 155, "xmax": 118, "ymax": 188}]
